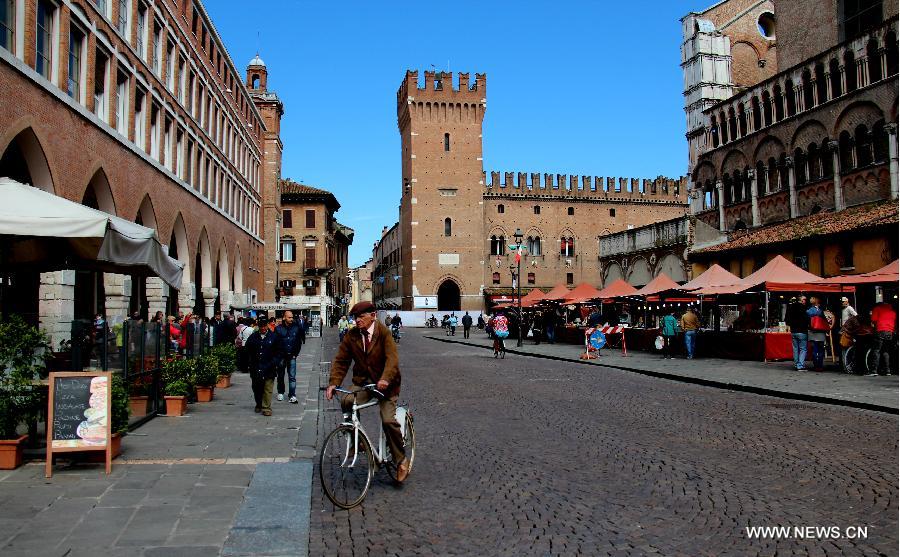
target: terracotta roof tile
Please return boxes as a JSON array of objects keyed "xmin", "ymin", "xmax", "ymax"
[{"xmin": 694, "ymin": 202, "xmax": 898, "ymax": 254}]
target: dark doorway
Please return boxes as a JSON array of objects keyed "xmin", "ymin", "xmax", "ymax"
[
  {"xmin": 437, "ymin": 280, "xmax": 461, "ymax": 311},
  {"xmin": 193, "ymin": 252, "xmax": 204, "ymax": 317}
]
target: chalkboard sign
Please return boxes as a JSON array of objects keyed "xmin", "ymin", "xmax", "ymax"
[{"xmin": 46, "ymin": 372, "xmax": 112, "ymax": 477}]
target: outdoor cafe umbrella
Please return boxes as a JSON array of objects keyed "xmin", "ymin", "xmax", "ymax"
[
  {"xmin": 0, "ymin": 177, "xmax": 184, "ymax": 289},
  {"xmin": 538, "ymin": 283, "xmax": 573, "ymax": 303},
  {"xmin": 563, "ymin": 282, "xmax": 604, "ymax": 304},
  {"xmin": 679, "ymin": 263, "xmax": 741, "ymax": 291},
  {"xmin": 595, "ymin": 279, "xmax": 638, "ymax": 301}
]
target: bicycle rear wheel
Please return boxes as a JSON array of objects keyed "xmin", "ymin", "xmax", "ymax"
[
  {"xmin": 385, "ymin": 413, "xmax": 416, "ymax": 482},
  {"xmin": 319, "ymin": 425, "xmax": 374, "ymax": 509}
]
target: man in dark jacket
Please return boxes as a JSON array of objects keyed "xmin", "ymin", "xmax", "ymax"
[
  {"xmin": 245, "ymin": 317, "xmax": 283, "ymax": 416},
  {"xmin": 326, "ymin": 301, "xmax": 408, "ymax": 482},
  {"xmin": 275, "ymin": 311, "xmax": 303, "ymax": 403},
  {"xmin": 462, "ymin": 312, "xmax": 473, "ymax": 339},
  {"xmin": 214, "ymin": 314, "xmax": 237, "ymax": 346},
  {"xmin": 785, "ymin": 295, "xmax": 809, "ymax": 371}
]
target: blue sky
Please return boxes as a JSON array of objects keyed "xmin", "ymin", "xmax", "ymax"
[{"xmin": 207, "ymin": 1, "xmax": 698, "ymax": 266}]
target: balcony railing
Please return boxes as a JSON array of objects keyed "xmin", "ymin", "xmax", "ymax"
[
  {"xmin": 600, "ymin": 218, "xmax": 688, "ymax": 257},
  {"xmin": 700, "ymin": 18, "xmax": 897, "ymax": 153}
]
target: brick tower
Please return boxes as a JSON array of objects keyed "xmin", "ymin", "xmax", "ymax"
[{"xmin": 397, "ymin": 70, "xmax": 487, "ymax": 311}]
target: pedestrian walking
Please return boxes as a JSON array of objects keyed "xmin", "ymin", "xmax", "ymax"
[
  {"xmin": 840, "ymin": 297, "xmax": 858, "ymax": 326},
  {"xmin": 477, "ymin": 313, "xmax": 485, "ymax": 330},
  {"xmin": 245, "ymin": 316, "xmax": 283, "ymax": 416},
  {"xmin": 807, "ymin": 296, "xmax": 829, "ymax": 371},
  {"xmin": 338, "ymin": 315, "xmax": 350, "ymax": 342},
  {"xmin": 786, "ymin": 295, "xmax": 809, "ymax": 371},
  {"xmin": 659, "ymin": 310, "xmax": 679, "ymax": 359},
  {"xmin": 235, "ymin": 318, "xmax": 254, "ymax": 373},
  {"xmin": 449, "ymin": 314, "xmax": 458, "ymax": 336},
  {"xmin": 870, "ymin": 302, "xmax": 897, "ymax": 375},
  {"xmin": 462, "ymin": 312, "xmax": 473, "ymax": 338},
  {"xmin": 275, "ymin": 311, "xmax": 303, "ymax": 403},
  {"xmin": 544, "ymin": 311, "xmax": 556, "ymax": 344},
  {"xmin": 297, "ymin": 314, "xmax": 307, "ymax": 345},
  {"xmin": 680, "ymin": 307, "xmax": 700, "ymax": 359}
]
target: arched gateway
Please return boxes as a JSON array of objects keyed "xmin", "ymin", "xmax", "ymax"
[{"xmin": 437, "ymin": 280, "xmax": 461, "ymax": 312}]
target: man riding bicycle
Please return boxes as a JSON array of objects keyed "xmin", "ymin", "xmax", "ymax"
[{"xmin": 325, "ymin": 301, "xmax": 409, "ymax": 482}]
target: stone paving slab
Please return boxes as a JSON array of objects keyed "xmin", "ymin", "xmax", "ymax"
[
  {"xmin": 0, "ymin": 337, "xmax": 323, "ymax": 557},
  {"xmin": 426, "ymin": 330, "xmax": 899, "ymax": 412}
]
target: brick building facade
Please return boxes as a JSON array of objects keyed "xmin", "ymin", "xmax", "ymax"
[
  {"xmin": 683, "ymin": 0, "xmax": 899, "ymax": 279},
  {"xmin": 394, "ymin": 70, "xmax": 688, "ymax": 312},
  {"xmin": 278, "ymin": 180, "xmax": 352, "ymax": 325},
  {"xmin": 0, "ymin": 0, "xmax": 282, "ymax": 344}
]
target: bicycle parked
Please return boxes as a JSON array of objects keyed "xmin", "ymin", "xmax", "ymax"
[{"xmin": 320, "ymin": 384, "xmax": 416, "ymax": 509}]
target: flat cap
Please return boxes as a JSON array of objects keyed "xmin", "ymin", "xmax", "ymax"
[{"xmin": 349, "ymin": 301, "xmax": 376, "ymax": 316}]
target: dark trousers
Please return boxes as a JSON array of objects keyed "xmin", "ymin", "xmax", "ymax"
[
  {"xmin": 871, "ymin": 331, "xmax": 895, "ymax": 374},
  {"xmin": 251, "ymin": 372, "xmax": 265, "ymax": 408},
  {"xmin": 463, "ymin": 326, "xmax": 470, "ymax": 338},
  {"xmin": 663, "ymin": 335, "xmax": 676, "ymax": 358}
]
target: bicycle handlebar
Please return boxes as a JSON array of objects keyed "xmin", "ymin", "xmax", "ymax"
[{"xmin": 330, "ymin": 384, "xmax": 386, "ymax": 399}]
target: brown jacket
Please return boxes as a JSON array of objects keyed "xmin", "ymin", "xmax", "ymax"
[
  {"xmin": 329, "ymin": 320, "xmax": 401, "ymax": 397},
  {"xmin": 680, "ymin": 310, "xmax": 700, "ymax": 331}
]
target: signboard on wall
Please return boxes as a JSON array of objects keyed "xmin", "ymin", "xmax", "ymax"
[{"xmin": 413, "ymin": 296, "xmax": 437, "ymax": 309}]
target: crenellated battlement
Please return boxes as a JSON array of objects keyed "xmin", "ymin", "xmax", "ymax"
[
  {"xmin": 482, "ymin": 171, "xmax": 688, "ymax": 203},
  {"xmin": 397, "ymin": 70, "xmax": 487, "ymax": 108}
]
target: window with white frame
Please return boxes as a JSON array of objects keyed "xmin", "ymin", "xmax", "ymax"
[
  {"xmin": 91, "ymin": 0, "xmax": 108, "ymax": 18},
  {"xmin": 149, "ymin": 103, "xmax": 159, "ymax": 160},
  {"xmin": 280, "ymin": 237, "xmax": 295, "ymax": 262},
  {"xmin": 560, "ymin": 236, "xmax": 575, "ymax": 257},
  {"xmin": 117, "ymin": 0, "xmax": 129, "ymax": 39},
  {"xmin": 36, "ymin": 1, "xmax": 57, "ymax": 80},
  {"xmin": 93, "ymin": 48, "xmax": 110, "ymax": 122},
  {"xmin": 151, "ymin": 20, "xmax": 161, "ymax": 75},
  {"xmin": 166, "ymin": 39, "xmax": 175, "ymax": 90},
  {"xmin": 175, "ymin": 127, "xmax": 184, "ymax": 178},
  {"xmin": 1, "ymin": 0, "xmax": 15, "ymax": 52},
  {"xmin": 177, "ymin": 55, "xmax": 186, "ymax": 104},
  {"xmin": 133, "ymin": 87, "xmax": 145, "ymax": 149},
  {"xmin": 136, "ymin": 2, "xmax": 147, "ymax": 60},
  {"xmin": 162, "ymin": 117, "xmax": 172, "ymax": 170},
  {"xmin": 527, "ymin": 236, "xmax": 541, "ymax": 256},
  {"xmin": 67, "ymin": 26, "xmax": 85, "ymax": 102},
  {"xmin": 115, "ymin": 70, "xmax": 129, "ymax": 134}
]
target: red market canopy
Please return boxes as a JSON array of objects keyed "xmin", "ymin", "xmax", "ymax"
[
  {"xmin": 680, "ymin": 264, "xmax": 742, "ymax": 291},
  {"xmin": 539, "ymin": 283, "xmax": 573, "ymax": 303},
  {"xmin": 563, "ymin": 282, "xmax": 604, "ymax": 304},
  {"xmin": 632, "ymin": 273, "xmax": 683, "ymax": 297},
  {"xmin": 595, "ymin": 279, "xmax": 638, "ymax": 301},
  {"xmin": 694, "ymin": 255, "xmax": 846, "ymax": 294},
  {"xmin": 520, "ymin": 288, "xmax": 548, "ymax": 308},
  {"xmin": 811, "ymin": 259, "xmax": 899, "ymax": 286}
]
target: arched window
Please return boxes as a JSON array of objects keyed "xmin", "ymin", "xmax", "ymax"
[
  {"xmin": 794, "ymin": 148, "xmax": 807, "ymax": 184},
  {"xmin": 807, "ymin": 143, "xmax": 820, "ymax": 181},
  {"xmin": 839, "ymin": 131, "xmax": 854, "ymax": 170},
  {"xmin": 829, "ymin": 58, "xmax": 842, "ymax": 98},
  {"xmin": 814, "ymin": 63, "xmax": 827, "ymax": 105},
  {"xmin": 751, "ymin": 97, "xmax": 762, "ymax": 130},
  {"xmin": 885, "ymin": 31, "xmax": 899, "ymax": 77},
  {"xmin": 761, "ymin": 90, "xmax": 772, "ymax": 126},
  {"xmin": 821, "ymin": 139, "xmax": 834, "ymax": 177},
  {"xmin": 527, "ymin": 236, "xmax": 541, "ymax": 256},
  {"xmin": 755, "ymin": 161, "xmax": 767, "ymax": 195},
  {"xmin": 251, "ymin": 74, "xmax": 260, "ymax": 89},
  {"xmin": 785, "ymin": 79, "xmax": 796, "ymax": 116},
  {"xmin": 855, "ymin": 124, "xmax": 872, "ymax": 167},
  {"xmin": 867, "ymin": 38, "xmax": 882, "ymax": 83},
  {"xmin": 720, "ymin": 111, "xmax": 729, "ymax": 143},
  {"xmin": 444, "ymin": 132, "xmax": 450, "ymax": 152},
  {"xmin": 490, "ymin": 235, "xmax": 506, "ymax": 256},
  {"xmin": 737, "ymin": 103, "xmax": 747, "ymax": 136},
  {"xmin": 444, "ymin": 217, "xmax": 452, "ymax": 237},
  {"xmin": 710, "ymin": 115, "xmax": 720, "ymax": 147},
  {"xmin": 802, "ymin": 70, "xmax": 814, "ymax": 109},
  {"xmin": 497, "ymin": 204, "xmax": 505, "ymax": 214},
  {"xmin": 567, "ymin": 206, "xmax": 574, "ymax": 216},
  {"xmin": 560, "ymin": 236, "xmax": 575, "ymax": 257},
  {"xmin": 873, "ymin": 120, "xmax": 889, "ymax": 163},
  {"xmin": 843, "ymin": 51, "xmax": 857, "ymax": 92},
  {"xmin": 773, "ymin": 84, "xmax": 784, "ymax": 121},
  {"xmin": 767, "ymin": 157, "xmax": 779, "ymax": 193},
  {"xmin": 728, "ymin": 107, "xmax": 737, "ymax": 139},
  {"xmin": 533, "ymin": 205, "xmax": 540, "ymax": 215}
]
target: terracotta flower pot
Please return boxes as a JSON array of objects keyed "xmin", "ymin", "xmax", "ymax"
[
  {"xmin": 195, "ymin": 386, "xmax": 214, "ymax": 402},
  {"xmin": 165, "ymin": 395, "xmax": 188, "ymax": 416},
  {"xmin": 128, "ymin": 395, "xmax": 149, "ymax": 418},
  {"xmin": 0, "ymin": 435, "xmax": 28, "ymax": 470},
  {"xmin": 85, "ymin": 432, "xmax": 122, "ymax": 462},
  {"xmin": 215, "ymin": 375, "xmax": 231, "ymax": 389}
]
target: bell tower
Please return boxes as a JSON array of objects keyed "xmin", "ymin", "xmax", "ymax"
[{"xmin": 396, "ymin": 70, "xmax": 487, "ymax": 311}]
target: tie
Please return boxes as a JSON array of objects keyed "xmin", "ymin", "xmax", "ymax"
[{"xmin": 361, "ymin": 329, "xmax": 369, "ymax": 352}]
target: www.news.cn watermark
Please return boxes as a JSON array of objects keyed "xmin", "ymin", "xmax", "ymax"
[{"xmin": 746, "ymin": 526, "xmax": 869, "ymax": 540}]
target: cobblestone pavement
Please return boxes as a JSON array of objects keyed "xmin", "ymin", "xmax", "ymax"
[{"xmin": 309, "ymin": 328, "xmax": 898, "ymax": 556}]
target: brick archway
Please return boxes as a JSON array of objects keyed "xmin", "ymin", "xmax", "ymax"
[{"xmin": 437, "ymin": 279, "xmax": 461, "ymax": 312}]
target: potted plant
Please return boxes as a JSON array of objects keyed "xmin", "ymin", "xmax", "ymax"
[
  {"xmin": 0, "ymin": 316, "xmax": 49, "ymax": 469},
  {"xmin": 193, "ymin": 354, "xmax": 219, "ymax": 402},
  {"xmin": 127, "ymin": 381, "xmax": 150, "ymax": 418},
  {"xmin": 163, "ymin": 379, "xmax": 190, "ymax": 416},
  {"xmin": 109, "ymin": 374, "xmax": 129, "ymax": 458},
  {"xmin": 212, "ymin": 345, "xmax": 236, "ymax": 388}
]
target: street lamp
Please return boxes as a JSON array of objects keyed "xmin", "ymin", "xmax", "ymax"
[{"xmin": 513, "ymin": 228, "xmax": 524, "ymax": 346}]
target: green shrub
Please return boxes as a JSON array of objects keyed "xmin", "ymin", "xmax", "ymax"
[
  {"xmin": 162, "ymin": 357, "xmax": 196, "ymax": 391},
  {"xmin": 164, "ymin": 379, "xmax": 190, "ymax": 397},
  {"xmin": 111, "ymin": 374, "xmax": 130, "ymax": 435},
  {"xmin": 210, "ymin": 344, "xmax": 237, "ymax": 377},
  {"xmin": 193, "ymin": 354, "xmax": 219, "ymax": 387},
  {"xmin": 0, "ymin": 316, "xmax": 50, "ymax": 439}
]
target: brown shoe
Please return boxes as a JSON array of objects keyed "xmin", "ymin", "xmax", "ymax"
[
  {"xmin": 262, "ymin": 409, "xmax": 272, "ymax": 416},
  {"xmin": 396, "ymin": 458, "xmax": 409, "ymax": 483}
]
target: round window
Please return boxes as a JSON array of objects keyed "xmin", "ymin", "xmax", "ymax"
[{"xmin": 757, "ymin": 12, "xmax": 776, "ymax": 39}]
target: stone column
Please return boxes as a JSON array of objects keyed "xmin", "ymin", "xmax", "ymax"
[
  {"xmin": 715, "ymin": 180, "xmax": 726, "ymax": 232},
  {"xmin": 839, "ymin": 65, "xmax": 847, "ymax": 96},
  {"xmin": 748, "ymin": 169, "xmax": 760, "ymax": 226},
  {"xmin": 886, "ymin": 123, "xmax": 899, "ymax": 200},
  {"xmin": 824, "ymin": 72, "xmax": 833, "ymax": 100},
  {"xmin": 785, "ymin": 156, "xmax": 799, "ymax": 218},
  {"xmin": 146, "ymin": 276, "xmax": 169, "ymax": 318},
  {"xmin": 103, "ymin": 273, "xmax": 131, "ymax": 327},
  {"xmin": 201, "ymin": 287, "xmax": 219, "ymax": 318},
  {"xmin": 38, "ymin": 270, "xmax": 76, "ymax": 349},
  {"xmin": 220, "ymin": 290, "xmax": 234, "ymax": 314},
  {"xmin": 178, "ymin": 282, "xmax": 195, "ymax": 316},
  {"xmin": 827, "ymin": 140, "xmax": 844, "ymax": 211}
]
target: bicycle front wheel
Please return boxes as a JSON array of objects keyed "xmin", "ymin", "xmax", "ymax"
[{"xmin": 319, "ymin": 425, "xmax": 374, "ymax": 509}]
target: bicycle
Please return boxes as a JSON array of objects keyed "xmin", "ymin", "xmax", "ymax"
[
  {"xmin": 319, "ymin": 384, "xmax": 416, "ymax": 509},
  {"xmin": 391, "ymin": 325, "xmax": 401, "ymax": 343},
  {"xmin": 493, "ymin": 335, "xmax": 507, "ymax": 358}
]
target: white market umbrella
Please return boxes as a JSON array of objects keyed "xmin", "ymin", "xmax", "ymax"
[{"xmin": 0, "ymin": 177, "xmax": 184, "ymax": 288}]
